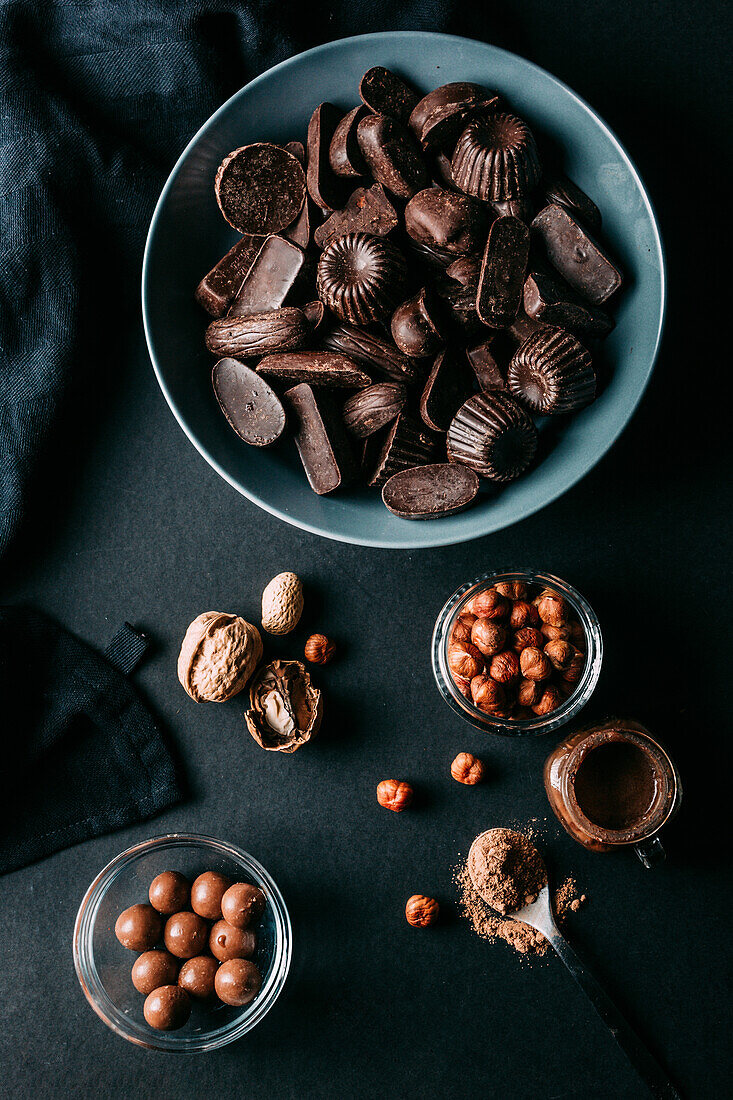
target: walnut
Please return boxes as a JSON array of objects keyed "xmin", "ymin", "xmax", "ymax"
[
  {"xmin": 177, "ymin": 612, "xmax": 262, "ymax": 702},
  {"xmin": 261, "ymin": 572, "xmax": 304, "ymax": 635},
  {"xmin": 245, "ymin": 660, "xmax": 322, "ymax": 752}
]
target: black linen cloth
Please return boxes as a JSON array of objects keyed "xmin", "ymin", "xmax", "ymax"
[
  {"xmin": 0, "ymin": 608, "xmax": 181, "ymax": 875},
  {"xmin": 0, "ymin": 0, "xmax": 450, "ymax": 560}
]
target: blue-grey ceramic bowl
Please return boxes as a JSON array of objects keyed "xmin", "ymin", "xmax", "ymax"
[{"xmin": 142, "ymin": 31, "xmax": 665, "ymax": 549}]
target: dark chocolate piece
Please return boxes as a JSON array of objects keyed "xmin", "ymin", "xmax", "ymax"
[
  {"xmin": 357, "ymin": 114, "xmax": 429, "ymax": 200},
  {"xmin": 307, "ymin": 102, "xmax": 349, "ymax": 212},
  {"xmin": 257, "ymin": 351, "xmax": 372, "ymax": 389},
  {"xmin": 329, "ymin": 106, "xmax": 369, "ymax": 178},
  {"xmin": 367, "ymin": 414, "xmax": 434, "ymax": 488},
  {"xmin": 359, "ymin": 66, "xmax": 420, "ymax": 124},
  {"xmin": 314, "ymin": 184, "xmax": 399, "ymax": 249},
  {"xmin": 531, "ymin": 204, "xmax": 622, "ymax": 304},
  {"xmin": 417, "ymin": 95, "xmax": 499, "ymax": 154},
  {"xmin": 419, "ymin": 346, "xmax": 476, "ymax": 433},
  {"xmin": 195, "ymin": 236, "xmax": 266, "ymax": 317},
  {"xmin": 508, "ymin": 327, "xmax": 596, "ymax": 414},
  {"xmin": 283, "ymin": 141, "xmax": 311, "ymax": 248},
  {"xmin": 543, "ymin": 175, "xmax": 602, "ymax": 231},
  {"xmin": 491, "ymin": 197, "xmax": 533, "ymax": 222},
  {"xmin": 213, "ymin": 357, "xmax": 286, "ymax": 446},
  {"xmin": 476, "ymin": 216, "xmax": 530, "ymax": 328},
  {"xmin": 523, "ymin": 271, "xmax": 614, "ymax": 337},
  {"xmin": 405, "ymin": 186, "xmax": 490, "ymax": 256},
  {"xmin": 409, "ymin": 82, "xmax": 497, "ymax": 139},
  {"xmin": 435, "ymin": 255, "xmax": 482, "ymax": 332},
  {"xmin": 447, "ymin": 391, "xmax": 537, "ymax": 482},
  {"xmin": 466, "ymin": 339, "xmax": 509, "ymax": 391},
  {"xmin": 382, "ymin": 463, "xmax": 480, "ymax": 519},
  {"xmin": 316, "ymin": 232, "xmax": 408, "ymax": 324},
  {"xmin": 342, "ymin": 382, "xmax": 407, "ymax": 437},
  {"xmin": 302, "ymin": 300, "xmax": 325, "ymax": 329},
  {"xmin": 390, "ymin": 287, "xmax": 446, "ymax": 358},
  {"xmin": 228, "ymin": 235, "xmax": 306, "ymax": 317},
  {"xmin": 323, "ymin": 323, "xmax": 421, "ymax": 382},
  {"xmin": 508, "ymin": 309, "xmax": 547, "ymax": 345},
  {"xmin": 433, "ymin": 152, "xmax": 456, "ymax": 189},
  {"xmin": 284, "ymin": 383, "xmax": 357, "ymax": 495},
  {"xmin": 215, "ymin": 144, "xmax": 306, "ymax": 235},
  {"xmin": 205, "ymin": 307, "xmax": 308, "ymax": 358},
  {"xmin": 451, "ymin": 114, "xmax": 541, "ymax": 202}
]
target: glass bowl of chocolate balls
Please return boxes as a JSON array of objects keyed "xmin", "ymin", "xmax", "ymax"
[
  {"xmin": 432, "ymin": 570, "xmax": 602, "ymax": 736},
  {"xmin": 73, "ymin": 833, "xmax": 292, "ymax": 1052}
]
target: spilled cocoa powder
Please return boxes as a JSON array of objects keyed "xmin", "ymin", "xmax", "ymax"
[{"xmin": 456, "ymin": 827, "xmax": 586, "ymax": 957}]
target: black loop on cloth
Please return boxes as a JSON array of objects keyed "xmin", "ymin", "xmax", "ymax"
[{"xmin": 104, "ymin": 623, "xmax": 150, "ymax": 676}]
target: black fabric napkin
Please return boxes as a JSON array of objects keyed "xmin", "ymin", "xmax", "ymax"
[
  {"xmin": 0, "ymin": 0, "xmax": 451, "ymax": 560},
  {"xmin": 0, "ymin": 608, "xmax": 181, "ymax": 875}
]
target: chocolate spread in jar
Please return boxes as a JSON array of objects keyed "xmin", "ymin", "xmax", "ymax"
[{"xmin": 573, "ymin": 739, "xmax": 658, "ymax": 831}]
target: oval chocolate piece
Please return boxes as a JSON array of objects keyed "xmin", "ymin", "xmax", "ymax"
[
  {"xmin": 382, "ymin": 463, "xmax": 480, "ymax": 519},
  {"xmin": 531, "ymin": 203, "xmax": 622, "ymax": 304},
  {"xmin": 359, "ymin": 67, "xmax": 420, "ymax": 124},
  {"xmin": 391, "ymin": 287, "xmax": 445, "ymax": 359},
  {"xmin": 409, "ymin": 82, "xmax": 495, "ymax": 138},
  {"xmin": 323, "ymin": 323, "xmax": 421, "ymax": 383},
  {"xmin": 215, "ymin": 144, "xmax": 306, "ymax": 235},
  {"xmin": 257, "ymin": 351, "xmax": 371, "ymax": 389},
  {"xmin": 357, "ymin": 114, "xmax": 429, "ymax": 200},
  {"xmin": 329, "ymin": 106, "xmax": 369, "ymax": 178},
  {"xmin": 205, "ymin": 307, "xmax": 308, "ymax": 358},
  {"xmin": 342, "ymin": 382, "xmax": 407, "ymax": 438},
  {"xmin": 212, "ymin": 358, "xmax": 286, "ymax": 447},
  {"xmin": 476, "ymin": 215, "xmax": 530, "ymax": 328}
]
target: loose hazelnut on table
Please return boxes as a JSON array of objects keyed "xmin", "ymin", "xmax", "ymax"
[
  {"xmin": 470, "ymin": 618, "xmax": 506, "ymax": 657},
  {"xmin": 377, "ymin": 779, "xmax": 413, "ymax": 812},
  {"xmin": 519, "ymin": 646, "xmax": 552, "ymax": 682},
  {"xmin": 511, "ymin": 626, "xmax": 545, "ymax": 652},
  {"xmin": 471, "ymin": 674, "xmax": 504, "ymax": 713},
  {"xmin": 304, "ymin": 633, "xmax": 336, "ymax": 664},
  {"xmin": 405, "ymin": 895, "xmax": 439, "ymax": 927},
  {"xmin": 488, "ymin": 650, "xmax": 520, "ymax": 684},
  {"xmin": 447, "ymin": 640, "xmax": 484, "ymax": 680},
  {"xmin": 451, "ymin": 752, "xmax": 485, "ymax": 785}
]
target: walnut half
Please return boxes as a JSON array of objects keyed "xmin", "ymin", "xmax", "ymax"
[{"xmin": 245, "ymin": 660, "xmax": 322, "ymax": 753}]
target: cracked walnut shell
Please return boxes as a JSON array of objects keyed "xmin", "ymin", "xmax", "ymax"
[
  {"xmin": 177, "ymin": 612, "xmax": 263, "ymax": 702},
  {"xmin": 245, "ymin": 660, "xmax": 322, "ymax": 753}
]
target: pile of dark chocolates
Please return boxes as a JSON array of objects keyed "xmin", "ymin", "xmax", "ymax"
[
  {"xmin": 196, "ymin": 67, "xmax": 623, "ymax": 520},
  {"xmin": 114, "ymin": 870, "xmax": 265, "ymax": 1030}
]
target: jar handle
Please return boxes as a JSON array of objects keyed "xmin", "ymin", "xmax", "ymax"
[{"xmin": 634, "ymin": 835, "xmax": 665, "ymax": 869}]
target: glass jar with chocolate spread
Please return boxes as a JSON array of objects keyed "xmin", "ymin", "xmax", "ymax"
[{"xmin": 543, "ymin": 718, "xmax": 682, "ymax": 867}]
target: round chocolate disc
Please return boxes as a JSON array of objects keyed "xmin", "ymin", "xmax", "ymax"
[{"xmin": 215, "ymin": 143, "xmax": 306, "ymax": 235}]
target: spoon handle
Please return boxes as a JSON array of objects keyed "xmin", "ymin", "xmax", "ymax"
[{"xmin": 547, "ymin": 930, "xmax": 681, "ymax": 1099}]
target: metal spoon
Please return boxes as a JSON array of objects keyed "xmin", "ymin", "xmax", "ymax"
[{"xmin": 468, "ymin": 836, "xmax": 680, "ymax": 1100}]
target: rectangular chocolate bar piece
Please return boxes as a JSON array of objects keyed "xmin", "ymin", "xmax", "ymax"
[
  {"xmin": 195, "ymin": 235, "xmax": 265, "ymax": 317},
  {"xmin": 531, "ymin": 203, "xmax": 622, "ymax": 304},
  {"xmin": 476, "ymin": 216, "xmax": 530, "ymax": 328},
  {"xmin": 284, "ymin": 383, "xmax": 357, "ymax": 495},
  {"xmin": 228, "ymin": 235, "xmax": 306, "ymax": 318}
]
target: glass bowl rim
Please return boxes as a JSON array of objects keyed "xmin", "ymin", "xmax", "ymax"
[
  {"xmin": 73, "ymin": 832, "xmax": 292, "ymax": 1053},
  {"xmin": 431, "ymin": 569, "xmax": 603, "ymax": 737}
]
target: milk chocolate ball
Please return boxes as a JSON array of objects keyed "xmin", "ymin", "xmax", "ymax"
[
  {"xmin": 143, "ymin": 985, "xmax": 191, "ymax": 1031},
  {"xmin": 209, "ymin": 920, "xmax": 256, "ymax": 962},
  {"xmin": 164, "ymin": 911, "xmax": 209, "ymax": 959},
  {"xmin": 220, "ymin": 883, "xmax": 266, "ymax": 929},
  {"xmin": 178, "ymin": 955, "xmax": 219, "ymax": 1001},
  {"xmin": 149, "ymin": 871, "xmax": 190, "ymax": 915},
  {"xmin": 215, "ymin": 959, "xmax": 262, "ymax": 1007},
  {"xmin": 131, "ymin": 950, "xmax": 180, "ymax": 995},
  {"xmin": 114, "ymin": 904, "xmax": 163, "ymax": 952},
  {"xmin": 190, "ymin": 871, "xmax": 232, "ymax": 920}
]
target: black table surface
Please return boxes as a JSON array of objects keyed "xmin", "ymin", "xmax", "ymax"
[{"xmin": 1, "ymin": 3, "xmax": 730, "ymax": 1097}]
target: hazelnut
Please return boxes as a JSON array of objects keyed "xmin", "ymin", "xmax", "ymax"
[
  {"xmin": 451, "ymin": 613, "xmax": 476, "ymax": 644},
  {"xmin": 470, "ymin": 674, "xmax": 504, "ymax": 713},
  {"xmin": 453, "ymin": 674, "xmax": 472, "ymax": 699},
  {"xmin": 511, "ymin": 627, "xmax": 545, "ymax": 652},
  {"xmin": 544, "ymin": 639, "xmax": 575, "ymax": 671},
  {"xmin": 304, "ymin": 633, "xmax": 336, "ymax": 664},
  {"xmin": 488, "ymin": 650, "xmax": 520, "ymax": 684},
  {"xmin": 532, "ymin": 685, "xmax": 563, "ymax": 716},
  {"xmin": 561, "ymin": 650, "xmax": 586, "ymax": 685},
  {"xmin": 519, "ymin": 646, "xmax": 552, "ymax": 682},
  {"xmin": 540, "ymin": 622, "xmax": 572, "ymax": 642},
  {"xmin": 509, "ymin": 601, "xmax": 540, "ymax": 629},
  {"xmin": 451, "ymin": 752, "xmax": 485, "ymax": 785},
  {"xmin": 495, "ymin": 581, "xmax": 529, "ymax": 601},
  {"xmin": 517, "ymin": 678, "xmax": 542, "ymax": 708},
  {"xmin": 470, "ymin": 618, "xmax": 506, "ymax": 657},
  {"xmin": 177, "ymin": 612, "xmax": 263, "ymax": 703},
  {"xmin": 447, "ymin": 640, "xmax": 484, "ymax": 680},
  {"xmin": 261, "ymin": 571, "xmax": 304, "ymax": 635},
  {"xmin": 377, "ymin": 779, "xmax": 413, "ymax": 812},
  {"xmin": 466, "ymin": 588, "xmax": 509, "ymax": 621},
  {"xmin": 405, "ymin": 895, "xmax": 439, "ymax": 927},
  {"xmin": 536, "ymin": 591, "xmax": 569, "ymax": 627},
  {"xmin": 569, "ymin": 620, "xmax": 586, "ymax": 650}
]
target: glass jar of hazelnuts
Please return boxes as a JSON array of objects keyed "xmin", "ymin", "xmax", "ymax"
[{"xmin": 431, "ymin": 571, "xmax": 603, "ymax": 736}]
